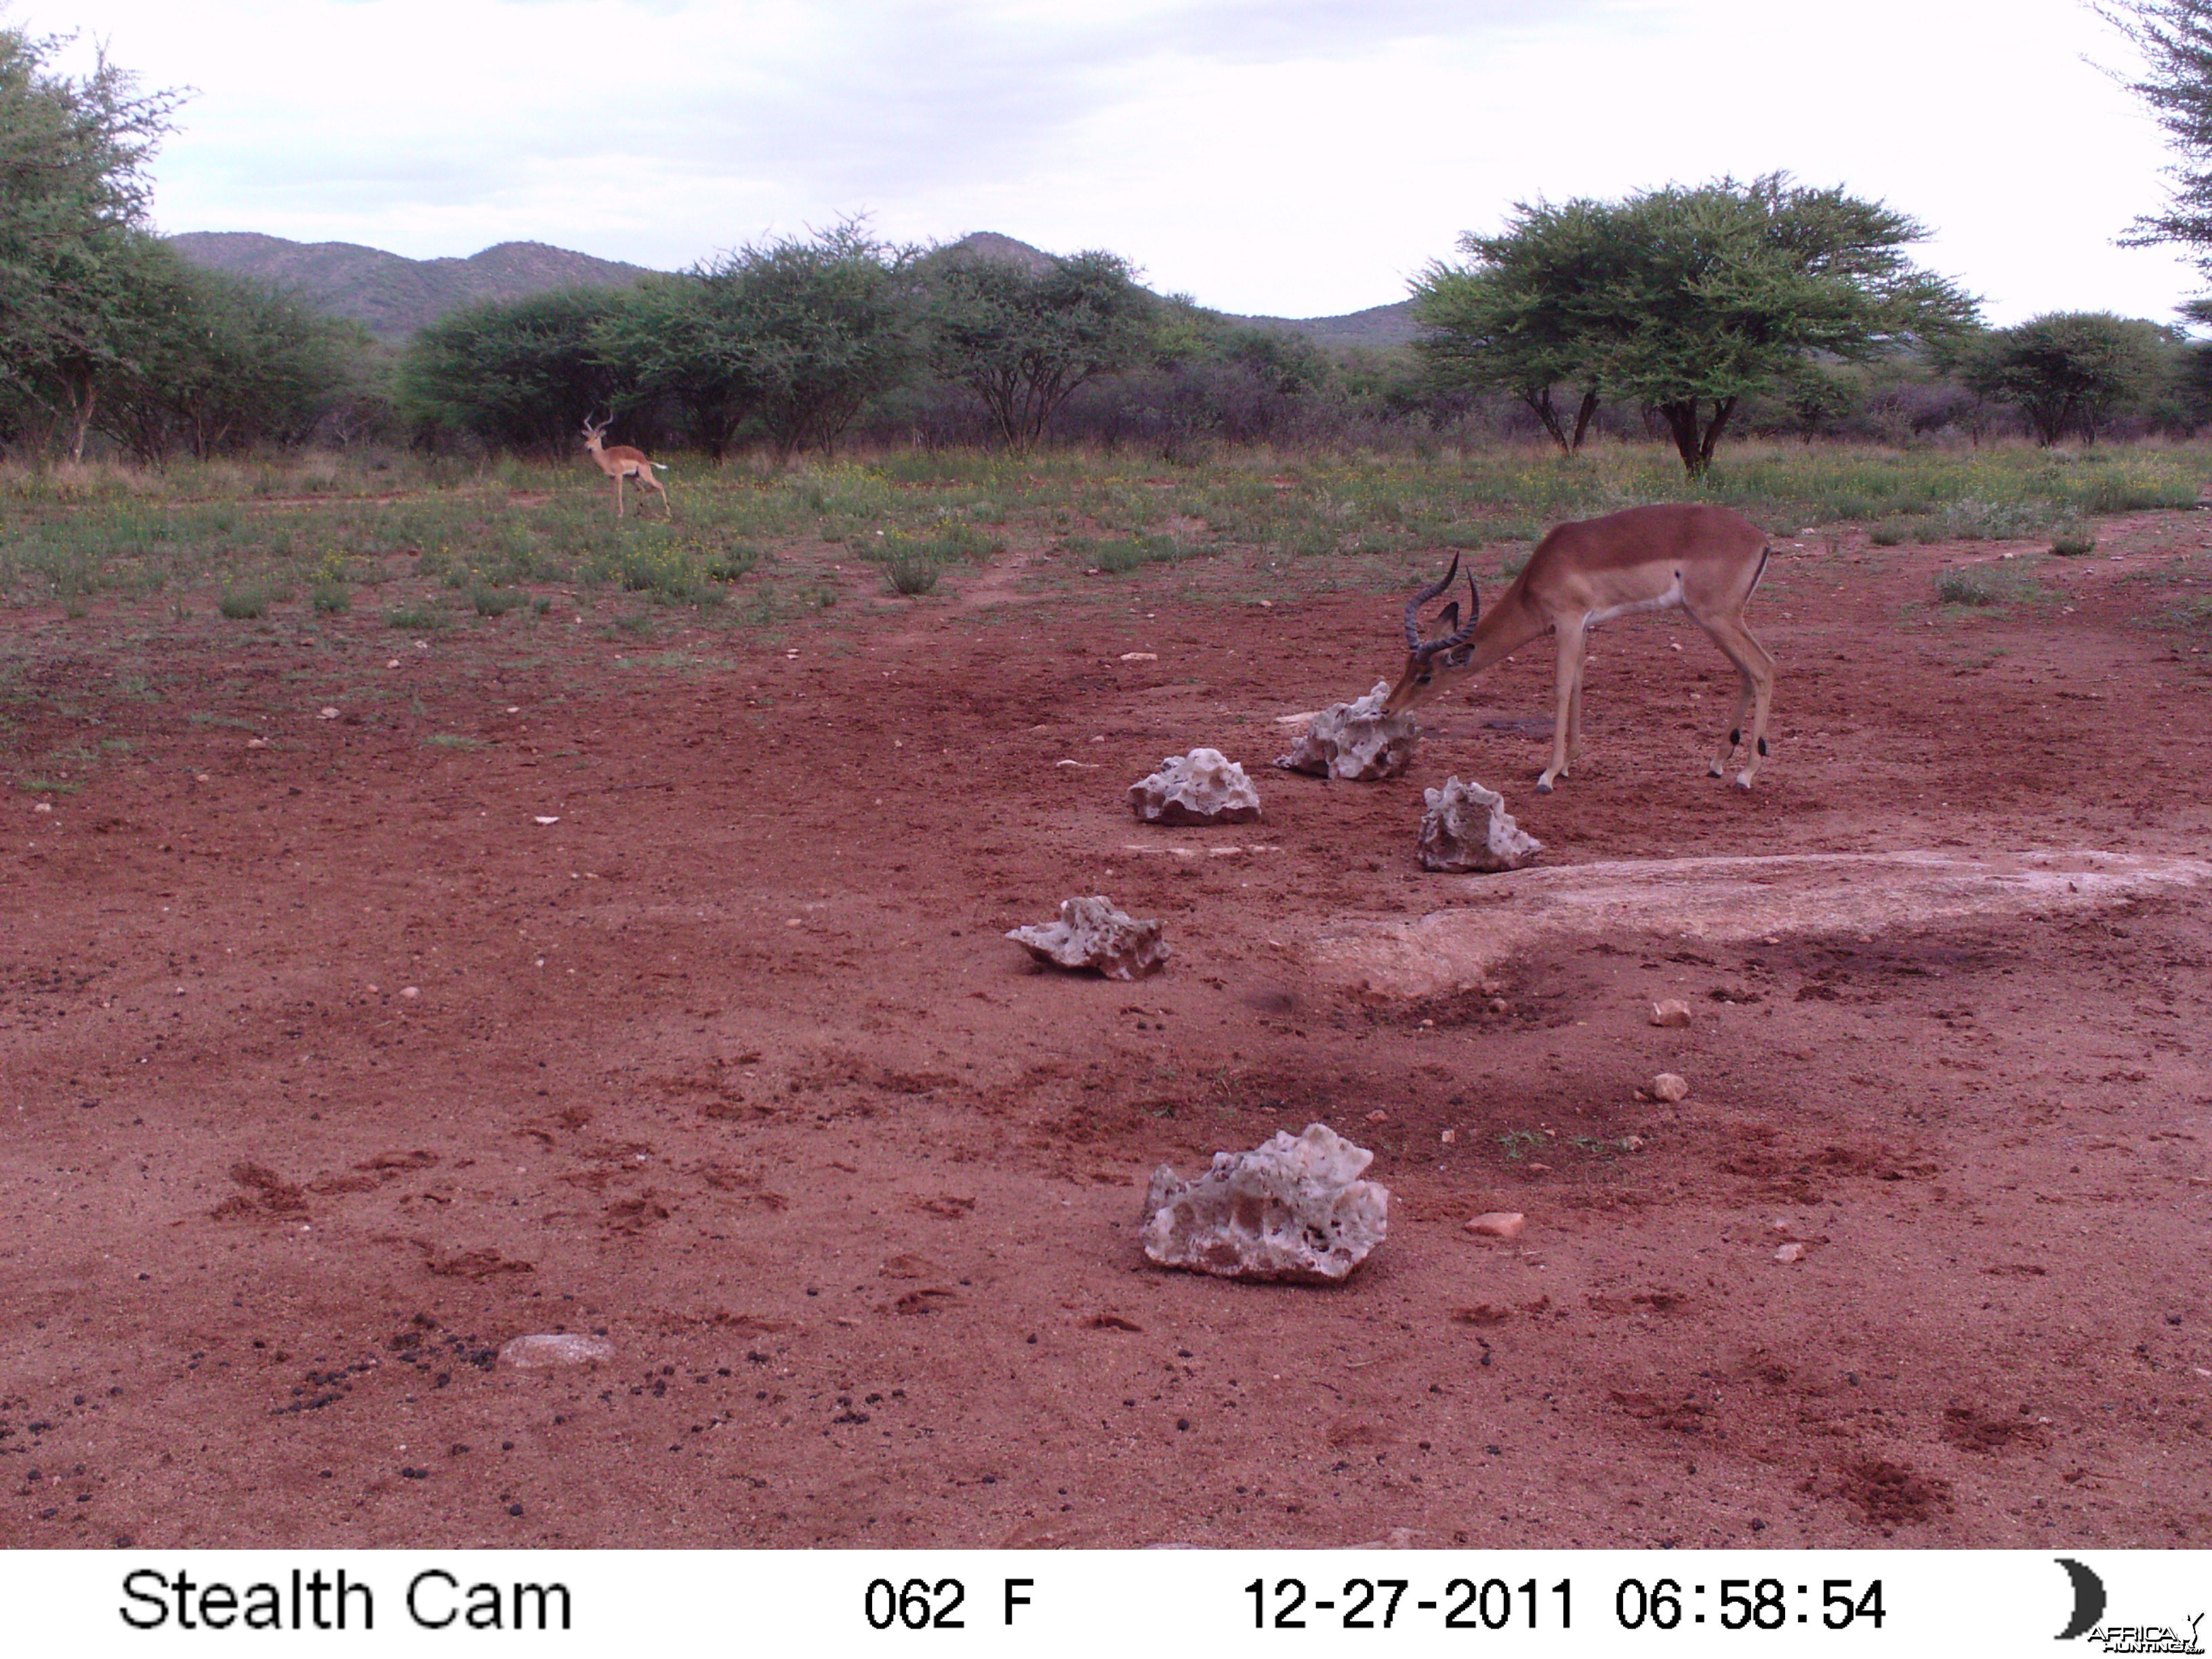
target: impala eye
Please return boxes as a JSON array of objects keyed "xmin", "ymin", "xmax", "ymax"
[{"xmin": 1416, "ymin": 672, "xmax": 1432, "ymax": 686}]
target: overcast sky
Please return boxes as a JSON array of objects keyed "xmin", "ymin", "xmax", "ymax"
[{"xmin": 32, "ymin": 0, "xmax": 2207, "ymax": 323}]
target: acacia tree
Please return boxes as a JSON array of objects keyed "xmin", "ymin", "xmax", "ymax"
[
  {"xmin": 1954, "ymin": 313, "xmax": 2177, "ymax": 445},
  {"xmin": 1589, "ymin": 178, "xmax": 1975, "ymax": 476},
  {"xmin": 1411, "ymin": 199, "xmax": 1613, "ymax": 453},
  {"xmin": 1420, "ymin": 176, "xmax": 1975, "ymax": 476},
  {"xmin": 600, "ymin": 222, "xmax": 916, "ymax": 460},
  {"xmin": 399, "ymin": 289, "xmax": 636, "ymax": 455},
  {"xmin": 104, "ymin": 259, "xmax": 358, "ymax": 461},
  {"xmin": 0, "ymin": 28, "xmax": 183, "ymax": 456},
  {"xmin": 924, "ymin": 248, "xmax": 1157, "ymax": 449},
  {"xmin": 2102, "ymin": 1, "xmax": 2212, "ymax": 306}
]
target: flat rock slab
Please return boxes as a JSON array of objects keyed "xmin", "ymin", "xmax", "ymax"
[
  {"xmin": 1311, "ymin": 849, "xmax": 2212, "ymax": 999},
  {"xmin": 498, "ymin": 1333, "xmax": 616, "ymax": 1368}
]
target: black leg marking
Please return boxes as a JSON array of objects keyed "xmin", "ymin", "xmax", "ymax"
[
  {"xmin": 1757, "ymin": 737, "xmax": 1769, "ymax": 756},
  {"xmin": 1729, "ymin": 729, "xmax": 1741, "ymax": 745}
]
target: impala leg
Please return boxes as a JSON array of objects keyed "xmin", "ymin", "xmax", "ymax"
[
  {"xmin": 1538, "ymin": 619, "xmax": 1586, "ymax": 792},
  {"xmin": 1698, "ymin": 617, "xmax": 1776, "ymax": 789},
  {"xmin": 1566, "ymin": 664, "xmax": 1585, "ymax": 767}
]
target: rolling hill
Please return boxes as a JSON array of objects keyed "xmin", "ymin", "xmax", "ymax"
[
  {"xmin": 165, "ymin": 233, "xmax": 655, "ymax": 341},
  {"xmin": 165, "ymin": 229, "xmax": 1418, "ymax": 349}
]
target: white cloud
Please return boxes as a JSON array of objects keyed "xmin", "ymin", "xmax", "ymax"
[{"xmin": 37, "ymin": 0, "xmax": 2203, "ymax": 322}]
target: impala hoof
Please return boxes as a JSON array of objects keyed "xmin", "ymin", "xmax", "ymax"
[
  {"xmin": 1536, "ymin": 777, "xmax": 1555, "ymax": 794},
  {"xmin": 1733, "ymin": 773, "xmax": 1753, "ymax": 792},
  {"xmin": 1708, "ymin": 761, "xmax": 1725, "ymax": 778}
]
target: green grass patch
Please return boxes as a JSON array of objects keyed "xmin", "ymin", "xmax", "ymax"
[
  {"xmin": 384, "ymin": 606, "xmax": 450, "ymax": 632},
  {"xmin": 425, "ymin": 733, "xmax": 484, "ymax": 750},
  {"xmin": 218, "ymin": 584, "xmax": 274, "ymax": 619},
  {"xmin": 470, "ymin": 584, "xmax": 527, "ymax": 616}
]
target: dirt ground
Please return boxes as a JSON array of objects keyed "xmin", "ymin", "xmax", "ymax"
[{"xmin": 5, "ymin": 506, "xmax": 2211, "ymax": 1551}]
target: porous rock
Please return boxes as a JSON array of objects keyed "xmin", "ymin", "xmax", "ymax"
[
  {"xmin": 1652, "ymin": 1072, "xmax": 1691, "ymax": 1103},
  {"xmin": 1417, "ymin": 776, "xmax": 1542, "ymax": 874},
  {"xmin": 1650, "ymin": 999, "xmax": 1694, "ymax": 1028},
  {"xmin": 1007, "ymin": 895, "xmax": 1168, "ymax": 980},
  {"xmin": 499, "ymin": 1333, "xmax": 615, "ymax": 1368},
  {"xmin": 1128, "ymin": 748, "xmax": 1261, "ymax": 825},
  {"xmin": 1274, "ymin": 682, "xmax": 1420, "ymax": 781},
  {"xmin": 1141, "ymin": 1123, "xmax": 1388, "ymax": 1283},
  {"xmin": 1464, "ymin": 1211, "xmax": 1525, "ymax": 1240}
]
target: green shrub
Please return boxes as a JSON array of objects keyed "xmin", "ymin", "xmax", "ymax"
[
  {"xmin": 385, "ymin": 605, "xmax": 449, "ymax": 631},
  {"xmin": 310, "ymin": 581, "xmax": 352, "ymax": 613},
  {"xmin": 705, "ymin": 545, "xmax": 761, "ymax": 581},
  {"xmin": 219, "ymin": 585, "xmax": 272, "ymax": 619},
  {"xmin": 886, "ymin": 553, "xmax": 940, "ymax": 594},
  {"xmin": 1935, "ymin": 567, "xmax": 2004, "ymax": 606},
  {"xmin": 920, "ymin": 522, "xmax": 1002, "ymax": 563},
  {"xmin": 2049, "ymin": 523, "xmax": 2097, "ymax": 557},
  {"xmin": 472, "ymin": 584, "xmax": 525, "ymax": 616},
  {"xmin": 1868, "ymin": 520, "xmax": 1909, "ymax": 547},
  {"xmin": 1078, "ymin": 533, "xmax": 1183, "ymax": 574}
]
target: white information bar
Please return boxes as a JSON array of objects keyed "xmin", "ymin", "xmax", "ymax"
[{"xmin": 1, "ymin": 1550, "xmax": 2202, "ymax": 1655}]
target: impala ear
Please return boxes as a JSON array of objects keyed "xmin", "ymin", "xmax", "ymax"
[{"xmin": 1435, "ymin": 600, "xmax": 1460, "ymax": 635}]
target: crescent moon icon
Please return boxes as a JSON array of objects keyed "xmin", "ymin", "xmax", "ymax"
[{"xmin": 2055, "ymin": 1557, "xmax": 2106, "ymax": 1641}]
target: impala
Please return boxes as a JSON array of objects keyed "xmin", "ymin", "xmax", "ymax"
[
  {"xmin": 1385, "ymin": 502, "xmax": 1777, "ymax": 790},
  {"xmin": 581, "ymin": 413, "xmax": 672, "ymax": 519}
]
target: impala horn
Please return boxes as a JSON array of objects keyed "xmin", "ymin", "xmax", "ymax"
[{"xmin": 1405, "ymin": 556, "xmax": 1479, "ymax": 659}]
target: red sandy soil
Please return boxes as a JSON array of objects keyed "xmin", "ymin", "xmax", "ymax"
[{"xmin": 3, "ymin": 510, "xmax": 2210, "ymax": 1550}]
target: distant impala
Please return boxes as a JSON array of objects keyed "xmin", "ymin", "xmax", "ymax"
[
  {"xmin": 1386, "ymin": 503, "xmax": 1778, "ymax": 790},
  {"xmin": 581, "ymin": 413, "xmax": 672, "ymax": 519}
]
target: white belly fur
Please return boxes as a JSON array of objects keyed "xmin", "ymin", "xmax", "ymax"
[{"xmin": 1584, "ymin": 576, "xmax": 1685, "ymax": 628}]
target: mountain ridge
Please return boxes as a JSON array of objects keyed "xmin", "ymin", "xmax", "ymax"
[{"xmin": 164, "ymin": 228, "xmax": 1417, "ymax": 348}]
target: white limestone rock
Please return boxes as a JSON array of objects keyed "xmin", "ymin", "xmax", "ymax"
[
  {"xmin": 1008, "ymin": 895, "xmax": 1168, "ymax": 980},
  {"xmin": 1274, "ymin": 682, "xmax": 1420, "ymax": 781},
  {"xmin": 1128, "ymin": 748, "xmax": 1262, "ymax": 825},
  {"xmin": 1140, "ymin": 1123, "xmax": 1389, "ymax": 1283},
  {"xmin": 1416, "ymin": 775, "xmax": 1542, "ymax": 873}
]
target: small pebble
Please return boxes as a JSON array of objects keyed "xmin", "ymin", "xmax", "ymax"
[
  {"xmin": 319, "ymin": 707, "xmax": 340, "ymax": 720},
  {"xmin": 1774, "ymin": 1242, "xmax": 1806, "ymax": 1264},
  {"xmin": 1652, "ymin": 1072, "xmax": 1690, "ymax": 1103},
  {"xmin": 1650, "ymin": 999, "xmax": 1692, "ymax": 1028},
  {"xmin": 1366, "ymin": 1109, "xmax": 1388, "ymax": 1124},
  {"xmin": 1465, "ymin": 1212, "xmax": 1525, "ymax": 1240}
]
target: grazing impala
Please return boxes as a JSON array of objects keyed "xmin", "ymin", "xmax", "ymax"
[
  {"xmin": 1385, "ymin": 502, "xmax": 1777, "ymax": 790},
  {"xmin": 581, "ymin": 413, "xmax": 672, "ymax": 519}
]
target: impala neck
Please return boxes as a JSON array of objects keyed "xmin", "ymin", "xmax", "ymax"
[{"xmin": 1441, "ymin": 583, "xmax": 1547, "ymax": 680}]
